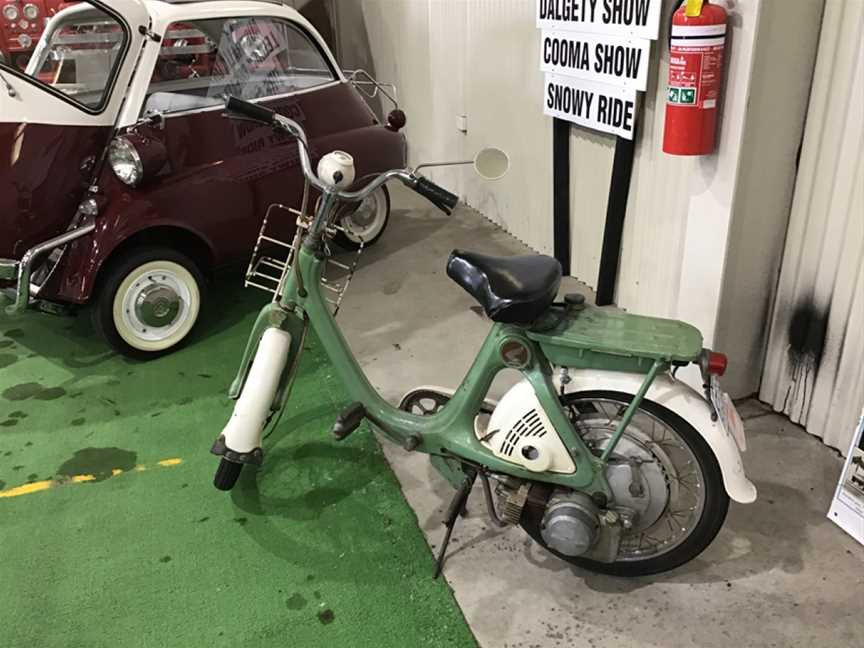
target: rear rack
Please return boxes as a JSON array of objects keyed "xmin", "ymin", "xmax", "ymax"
[{"xmin": 244, "ymin": 203, "xmax": 364, "ymax": 316}]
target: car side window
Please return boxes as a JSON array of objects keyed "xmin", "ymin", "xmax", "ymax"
[
  {"xmin": 15, "ymin": 2, "xmax": 128, "ymax": 111},
  {"xmin": 142, "ymin": 16, "xmax": 336, "ymax": 117}
]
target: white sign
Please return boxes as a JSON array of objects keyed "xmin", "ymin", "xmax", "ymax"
[
  {"xmin": 536, "ymin": 0, "xmax": 663, "ymax": 40},
  {"xmin": 544, "ymin": 73, "xmax": 637, "ymax": 139},
  {"xmin": 540, "ymin": 29, "xmax": 651, "ymax": 90}
]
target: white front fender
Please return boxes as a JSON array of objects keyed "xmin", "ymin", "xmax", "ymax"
[{"xmin": 565, "ymin": 370, "xmax": 757, "ymax": 504}]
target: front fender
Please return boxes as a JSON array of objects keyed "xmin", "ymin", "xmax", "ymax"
[{"xmin": 566, "ymin": 369, "xmax": 757, "ymax": 504}]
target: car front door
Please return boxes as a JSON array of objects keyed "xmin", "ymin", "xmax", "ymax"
[{"xmin": 0, "ymin": 0, "xmax": 149, "ymax": 259}]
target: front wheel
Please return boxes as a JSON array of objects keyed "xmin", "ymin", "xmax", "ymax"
[
  {"xmin": 92, "ymin": 247, "xmax": 206, "ymax": 359},
  {"xmin": 521, "ymin": 390, "xmax": 729, "ymax": 577},
  {"xmin": 213, "ymin": 458, "xmax": 243, "ymax": 491}
]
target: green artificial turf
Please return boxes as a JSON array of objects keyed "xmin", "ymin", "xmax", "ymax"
[{"xmin": 0, "ymin": 281, "xmax": 476, "ymax": 648}]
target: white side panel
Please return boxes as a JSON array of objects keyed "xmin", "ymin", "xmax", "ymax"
[
  {"xmin": 760, "ymin": 0, "xmax": 864, "ymax": 453},
  {"xmin": 567, "ymin": 369, "xmax": 757, "ymax": 504}
]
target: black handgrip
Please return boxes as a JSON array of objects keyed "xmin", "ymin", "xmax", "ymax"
[
  {"xmin": 226, "ymin": 96, "xmax": 277, "ymax": 125},
  {"xmin": 414, "ymin": 177, "xmax": 459, "ymax": 214}
]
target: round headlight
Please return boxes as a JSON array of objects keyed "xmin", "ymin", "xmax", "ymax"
[
  {"xmin": 3, "ymin": 5, "xmax": 19, "ymax": 21},
  {"xmin": 109, "ymin": 137, "xmax": 144, "ymax": 187},
  {"xmin": 23, "ymin": 4, "xmax": 38, "ymax": 20},
  {"xmin": 18, "ymin": 33, "xmax": 32, "ymax": 49}
]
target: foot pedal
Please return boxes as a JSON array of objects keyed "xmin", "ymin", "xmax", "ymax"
[{"xmin": 332, "ymin": 402, "xmax": 366, "ymax": 440}]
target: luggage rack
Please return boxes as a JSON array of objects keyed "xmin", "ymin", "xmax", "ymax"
[{"xmin": 244, "ymin": 203, "xmax": 364, "ymax": 316}]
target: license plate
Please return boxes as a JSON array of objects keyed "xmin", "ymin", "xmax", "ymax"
[{"xmin": 710, "ymin": 375, "xmax": 746, "ymax": 452}]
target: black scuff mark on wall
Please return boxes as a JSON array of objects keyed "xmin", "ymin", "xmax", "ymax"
[{"xmin": 783, "ymin": 298, "xmax": 830, "ymax": 421}]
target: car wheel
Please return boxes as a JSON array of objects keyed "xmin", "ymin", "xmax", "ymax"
[
  {"xmin": 335, "ymin": 185, "xmax": 390, "ymax": 250},
  {"xmin": 92, "ymin": 247, "xmax": 206, "ymax": 359}
]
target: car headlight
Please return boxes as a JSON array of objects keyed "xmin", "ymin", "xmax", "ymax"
[
  {"xmin": 23, "ymin": 4, "xmax": 38, "ymax": 20},
  {"xmin": 18, "ymin": 33, "xmax": 32, "ymax": 49},
  {"xmin": 3, "ymin": 5, "xmax": 18, "ymax": 21},
  {"xmin": 109, "ymin": 137, "xmax": 144, "ymax": 187}
]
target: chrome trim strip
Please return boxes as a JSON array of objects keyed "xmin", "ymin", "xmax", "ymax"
[{"xmin": 4, "ymin": 223, "xmax": 96, "ymax": 315}]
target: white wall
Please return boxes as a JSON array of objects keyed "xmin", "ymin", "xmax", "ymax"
[
  {"xmin": 336, "ymin": 0, "xmax": 553, "ymax": 253},
  {"xmin": 760, "ymin": 0, "xmax": 864, "ymax": 453},
  {"xmin": 335, "ymin": 0, "xmax": 824, "ymax": 397}
]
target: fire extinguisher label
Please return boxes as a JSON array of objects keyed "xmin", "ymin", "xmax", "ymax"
[{"xmin": 667, "ymin": 42, "xmax": 724, "ymax": 109}]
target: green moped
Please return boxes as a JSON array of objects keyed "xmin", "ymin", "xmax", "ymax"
[{"xmin": 211, "ymin": 97, "xmax": 756, "ymax": 577}]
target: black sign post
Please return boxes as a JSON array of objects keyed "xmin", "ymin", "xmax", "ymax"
[{"xmin": 552, "ymin": 117, "xmax": 571, "ymax": 275}]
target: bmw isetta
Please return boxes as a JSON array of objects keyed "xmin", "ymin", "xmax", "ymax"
[{"xmin": 0, "ymin": 0, "xmax": 406, "ymax": 357}]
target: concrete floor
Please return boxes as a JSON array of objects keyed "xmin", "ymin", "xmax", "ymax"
[{"xmin": 335, "ymin": 185, "xmax": 863, "ymax": 648}]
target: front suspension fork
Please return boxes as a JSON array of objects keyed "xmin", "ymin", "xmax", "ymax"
[{"xmin": 212, "ymin": 302, "xmax": 308, "ymax": 465}]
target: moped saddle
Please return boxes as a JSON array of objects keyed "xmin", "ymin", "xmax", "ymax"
[{"xmin": 446, "ymin": 250, "xmax": 562, "ymax": 324}]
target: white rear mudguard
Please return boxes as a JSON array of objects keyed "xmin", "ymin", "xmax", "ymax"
[
  {"xmin": 565, "ymin": 370, "xmax": 756, "ymax": 504},
  {"xmin": 220, "ymin": 328, "xmax": 292, "ymax": 457}
]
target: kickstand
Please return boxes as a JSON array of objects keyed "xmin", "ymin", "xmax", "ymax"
[{"xmin": 433, "ymin": 470, "xmax": 477, "ymax": 579}]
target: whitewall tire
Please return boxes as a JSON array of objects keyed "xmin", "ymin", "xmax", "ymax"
[
  {"xmin": 336, "ymin": 185, "xmax": 390, "ymax": 249},
  {"xmin": 93, "ymin": 247, "xmax": 206, "ymax": 359}
]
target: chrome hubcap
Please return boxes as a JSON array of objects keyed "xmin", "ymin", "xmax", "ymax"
[{"xmin": 134, "ymin": 284, "xmax": 181, "ymax": 328}]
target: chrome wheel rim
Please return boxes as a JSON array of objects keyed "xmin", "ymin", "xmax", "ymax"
[
  {"xmin": 565, "ymin": 396, "xmax": 706, "ymax": 562},
  {"xmin": 341, "ymin": 188, "xmax": 387, "ymax": 243}
]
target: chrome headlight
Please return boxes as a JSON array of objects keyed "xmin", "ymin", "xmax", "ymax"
[
  {"xmin": 23, "ymin": 4, "xmax": 38, "ymax": 20},
  {"xmin": 109, "ymin": 137, "xmax": 144, "ymax": 187},
  {"xmin": 3, "ymin": 5, "xmax": 18, "ymax": 21}
]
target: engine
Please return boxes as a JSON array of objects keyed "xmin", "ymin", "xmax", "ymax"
[{"xmin": 540, "ymin": 492, "xmax": 601, "ymax": 556}]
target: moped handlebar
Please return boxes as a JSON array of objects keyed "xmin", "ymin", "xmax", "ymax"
[{"xmin": 224, "ymin": 96, "xmax": 458, "ymax": 214}]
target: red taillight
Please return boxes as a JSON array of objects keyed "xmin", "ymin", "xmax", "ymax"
[{"xmin": 706, "ymin": 351, "xmax": 728, "ymax": 376}]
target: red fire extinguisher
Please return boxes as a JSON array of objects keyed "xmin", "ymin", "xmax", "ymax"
[{"xmin": 662, "ymin": 0, "xmax": 727, "ymax": 156}]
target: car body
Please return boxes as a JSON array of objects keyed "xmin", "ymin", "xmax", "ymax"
[{"xmin": 0, "ymin": 0, "xmax": 406, "ymax": 356}]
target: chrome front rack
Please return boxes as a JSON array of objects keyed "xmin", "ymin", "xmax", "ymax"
[{"xmin": 244, "ymin": 202, "xmax": 364, "ymax": 316}]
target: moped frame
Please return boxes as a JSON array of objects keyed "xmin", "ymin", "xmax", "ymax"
[{"xmin": 229, "ymin": 192, "xmax": 665, "ymax": 499}]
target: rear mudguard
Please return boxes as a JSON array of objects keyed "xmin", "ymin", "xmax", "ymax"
[{"xmin": 564, "ymin": 369, "xmax": 757, "ymax": 504}]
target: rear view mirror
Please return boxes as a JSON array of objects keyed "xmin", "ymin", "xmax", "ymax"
[{"xmin": 473, "ymin": 148, "xmax": 509, "ymax": 181}]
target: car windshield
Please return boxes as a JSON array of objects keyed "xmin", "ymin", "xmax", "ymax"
[
  {"xmin": 22, "ymin": 2, "xmax": 127, "ymax": 110},
  {"xmin": 141, "ymin": 16, "xmax": 336, "ymax": 117}
]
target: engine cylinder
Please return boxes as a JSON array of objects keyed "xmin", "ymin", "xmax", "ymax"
[{"xmin": 540, "ymin": 492, "xmax": 600, "ymax": 557}]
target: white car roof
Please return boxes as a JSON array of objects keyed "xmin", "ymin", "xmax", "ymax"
[{"xmin": 145, "ymin": 1, "xmax": 303, "ymax": 25}]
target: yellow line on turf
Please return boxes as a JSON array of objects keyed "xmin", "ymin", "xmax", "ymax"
[{"xmin": 0, "ymin": 458, "xmax": 183, "ymax": 500}]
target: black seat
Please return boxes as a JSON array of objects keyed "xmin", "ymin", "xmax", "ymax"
[{"xmin": 446, "ymin": 250, "xmax": 562, "ymax": 324}]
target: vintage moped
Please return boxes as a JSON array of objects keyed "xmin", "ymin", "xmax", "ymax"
[{"xmin": 210, "ymin": 97, "xmax": 756, "ymax": 577}]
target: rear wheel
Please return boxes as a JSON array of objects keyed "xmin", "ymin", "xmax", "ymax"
[
  {"xmin": 335, "ymin": 185, "xmax": 390, "ymax": 249},
  {"xmin": 521, "ymin": 390, "xmax": 729, "ymax": 576},
  {"xmin": 92, "ymin": 247, "xmax": 206, "ymax": 359}
]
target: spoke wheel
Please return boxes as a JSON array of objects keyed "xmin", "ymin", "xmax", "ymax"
[{"xmin": 521, "ymin": 390, "xmax": 729, "ymax": 576}]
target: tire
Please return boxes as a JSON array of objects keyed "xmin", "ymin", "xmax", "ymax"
[
  {"xmin": 91, "ymin": 246, "xmax": 206, "ymax": 360},
  {"xmin": 521, "ymin": 390, "xmax": 730, "ymax": 577},
  {"xmin": 334, "ymin": 185, "xmax": 390, "ymax": 250},
  {"xmin": 213, "ymin": 458, "xmax": 244, "ymax": 491}
]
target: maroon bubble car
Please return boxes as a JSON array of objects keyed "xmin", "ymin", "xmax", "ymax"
[{"xmin": 0, "ymin": 0, "xmax": 406, "ymax": 357}]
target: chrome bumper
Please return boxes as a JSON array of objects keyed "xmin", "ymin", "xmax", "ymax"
[{"xmin": 0, "ymin": 224, "xmax": 96, "ymax": 315}]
